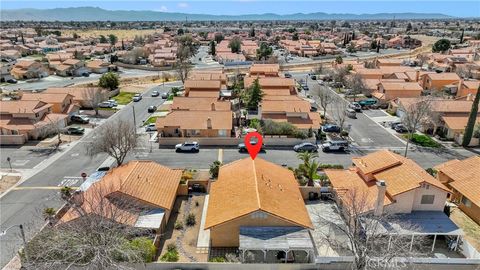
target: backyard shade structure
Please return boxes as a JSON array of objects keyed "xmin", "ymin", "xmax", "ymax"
[
  {"xmin": 134, "ymin": 208, "xmax": 165, "ymax": 229},
  {"xmin": 239, "ymin": 226, "xmax": 314, "ymax": 263},
  {"xmin": 362, "ymin": 211, "xmax": 463, "ymax": 252}
]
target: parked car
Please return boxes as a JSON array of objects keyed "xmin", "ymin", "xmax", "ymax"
[
  {"xmin": 107, "ymin": 99, "xmax": 118, "ymax": 107},
  {"xmin": 64, "ymin": 127, "xmax": 85, "ymax": 135},
  {"xmin": 284, "ymin": 73, "xmax": 292, "ymax": 78},
  {"xmin": 132, "ymin": 93, "xmax": 142, "ymax": 102},
  {"xmin": 151, "ymin": 90, "xmax": 159, "ymax": 97},
  {"xmin": 310, "ymin": 75, "xmax": 317, "ymax": 80},
  {"xmin": 175, "ymin": 142, "xmax": 200, "ymax": 152},
  {"xmin": 293, "ymin": 142, "xmax": 318, "ymax": 152},
  {"xmin": 359, "ymin": 98, "xmax": 377, "ymax": 108},
  {"xmin": 161, "ymin": 92, "xmax": 168, "ymax": 99},
  {"xmin": 147, "ymin": 106, "xmax": 157, "ymax": 113},
  {"xmin": 322, "ymin": 124, "xmax": 341, "ymax": 133},
  {"xmin": 321, "ymin": 139, "xmax": 349, "ymax": 152},
  {"xmin": 390, "ymin": 121, "xmax": 402, "ymax": 129},
  {"xmin": 348, "ymin": 102, "xmax": 362, "ymax": 112},
  {"xmin": 145, "ymin": 123, "xmax": 157, "ymax": 132},
  {"xmin": 71, "ymin": 115, "xmax": 90, "ymax": 124},
  {"xmin": 6, "ymin": 78, "xmax": 17, "ymax": 84},
  {"xmin": 98, "ymin": 101, "xmax": 115, "ymax": 108},
  {"xmin": 238, "ymin": 141, "xmax": 265, "ymax": 153},
  {"xmin": 394, "ymin": 124, "xmax": 409, "ymax": 133},
  {"xmin": 346, "ymin": 108, "xmax": 357, "ymax": 118},
  {"xmin": 81, "ymin": 72, "xmax": 90, "ymax": 77}
]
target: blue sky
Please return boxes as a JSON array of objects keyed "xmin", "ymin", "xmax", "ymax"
[{"xmin": 2, "ymin": 1, "xmax": 479, "ymax": 17}]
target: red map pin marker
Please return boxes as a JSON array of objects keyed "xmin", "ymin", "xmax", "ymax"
[{"xmin": 244, "ymin": 132, "xmax": 263, "ymax": 160}]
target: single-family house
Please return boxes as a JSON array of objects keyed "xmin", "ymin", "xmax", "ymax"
[
  {"xmin": 20, "ymin": 92, "xmax": 79, "ymax": 115},
  {"xmin": 421, "ymin": 73, "xmax": 461, "ymax": 91},
  {"xmin": 59, "ymin": 160, "xmax": 182, "ymax": 240},
  {"xmin": 372, "ymin": 82, "xmax": 423, "ymax": 102},
  {"xmin": 205, "ymin": 157, "xmax": 314, "ymax": 263},
  {"xmin": 10, "ymin": 60, "xmax": 48, "ymax": 80},
  {"xmin": 435, "ymin": 156, "xmax": 480, "ymax": 225},
  {"xmin": 86, "ymin": 60, "xmax": 110, "ymax": 74},
  {"xmin": 184, "ymin": 80, "xmax": 222, "ymax": 98},
  {"xmin": 260, "ymin": 98, "xmax": 321, "ymax": 131}
]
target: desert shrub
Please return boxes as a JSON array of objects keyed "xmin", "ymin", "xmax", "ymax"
[
  {"xmin": 186, "ymin": 213, "xmax": 196, "ymax": 226},
  {"xmin": 209, "ymin": 257, "xmax": 227, "ymax": 262},
  {"xmin": 174, "ymin": 221, "xmax": 184, "ymax": 230},
  {"xmin": 129, "ymin": 237, "xmax": 156, "ymax": 263}
]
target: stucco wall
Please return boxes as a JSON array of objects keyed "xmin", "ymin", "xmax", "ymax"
[
  {"xmin": 412, "ymin": 185, "xmax": 448, "ymax": 211},
  {"xmin": 209, "ymin": 211, "xmax": 300, "ymax": 247}
]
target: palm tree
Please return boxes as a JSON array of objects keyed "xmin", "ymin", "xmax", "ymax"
[
  {"xmin": 304, "ymin": 161, "xmax": 319, "ymax": 187},
  {"xmin": 296, "ymin": 151, "xmax": 318, "ymax": 166}
]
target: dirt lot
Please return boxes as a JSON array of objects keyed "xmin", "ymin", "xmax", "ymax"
[
  {"xmin": 0, "ymin": 173, "xmax": 21, "ymax": 194},
  {"xmin": 450, "ymin": 206, "xmax": 480, "ymax": 251},
  {"xmin": 157, "ymin": 194, "xmax": 208, "ymax": 262}
]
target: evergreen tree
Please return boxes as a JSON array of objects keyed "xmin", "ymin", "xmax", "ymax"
[
  {"xmin": 246, "ymin": 78, "xmax": 264, "ymax": 110},
  {"xmin": 209, "ymin": 40, "xmax": 216, "ymax": 56},
  {"xmin": 462, "ymin": 86, "xmax": 480, "ymax": 147},
  {"xmin": 460, "ymin": 29, "xmax": 465, "ymax": 43},
  {"xmin": 249, "ymin": 27, "xmax": 255, "ymax": 38}
]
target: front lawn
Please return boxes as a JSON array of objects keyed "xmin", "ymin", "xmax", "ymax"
[
  {"xmin": 403, "ymin": 134, "xmax": 441, "ymax": 148},
  {"xmin": 111, "ymin": 92, "xmax": 136, "ymax": 105},
  {"xmin": 143, "ymin": 116, "xmax": 159, "ymax": 126}
]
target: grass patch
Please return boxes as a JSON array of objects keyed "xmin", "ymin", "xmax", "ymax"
[
  {"xmin": 111, "ymin": 92, "xmax": 136, "ymax": 105},
  {"xmin": 98, "ymin": 107, "xmax": 118, "ymax": 112},
  {"xmin": 143, "ymin": 116, "xmax": 159, "ymax": 126},
  {"xmin": 403, "ymin": 134, "xmax": 441, "ymax": 148},
  {"xmin": 167, "ymin": 94, "xmax": 174, "ymax": 101}
]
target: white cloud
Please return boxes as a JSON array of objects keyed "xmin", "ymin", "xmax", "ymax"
[
  {"xmin": 177, "ymin": 2, "xmax": 189, "ymax": 8},
  {"xmin": 158, "ymin": 5, "xmax": 168, "ymax": 12}
]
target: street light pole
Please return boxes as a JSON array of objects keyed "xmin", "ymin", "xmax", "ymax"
[
  {"xmin": 1, "ymin": 224, "xmax": 30, "ymax": 267},
  {"xmin": 6, "ymin": 157, "xmax": 12, "ymax": 172},
  {"xmin": 132, "ymin": 105, "xmax": 137, "ymax": 135}
]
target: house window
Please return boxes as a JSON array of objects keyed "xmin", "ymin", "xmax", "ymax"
[
  {"xmin": 421, "ymin": 195, "xmax": 435, "ymax": 204},
  {"xmin": 461, "ymin": 196, "xmax": 472, "ymax": 208}
]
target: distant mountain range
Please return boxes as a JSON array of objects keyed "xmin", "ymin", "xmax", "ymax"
[{"xmin": 1, "ymin": 7, "xmax": 455, "ymax": 21}]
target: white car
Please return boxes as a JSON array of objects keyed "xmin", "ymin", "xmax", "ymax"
[
  {"xmin": 175, "ymin": 142, "xmax": 199, "ymax": 152},
  {"xmin": 132, "ymin": 94, "xmax": 142, "ymax": 102},
  {"xmin": 98, "ymin": 101, "xmax": 114, "ymax": 108},
  {"xmin": 321, "ymin": 140, "xmax": 349, "ymax": 152},
  {"xmin": 107, "ymin": 99, "xmax": 118, "ymax": 107},
  {"xmin": 145, "ymin": 123, "xmax": 157, "ymax": 132}
]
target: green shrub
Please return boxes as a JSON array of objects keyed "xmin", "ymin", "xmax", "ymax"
[
  {"xmin": 340, "ymin": 130, "xmax": 349, "ymax": 137},
  {"xmin": 407, "ymin": 134, "xmax": 440, "ymax": 148},
  {"xmin": 209, "ymin": 257, "xmax": 227, "ymax": 262},
  {"xmin": 167, "ymin": 243, "xmax": 177, "ymax": 252},
  {"xmin": 318, "ymin": 164, "xmax": 344, "ymax": 170},
  {"xmin": 129, "ymin": 237, "xmax": 156, "ymax": 263},
  {"xmin": 160, "ymin": 250, "xmax": 179, "ymax": 262},
  {"xmin": 186, "ymin": 213, "xmax": 196, "ymax": 226},
  {"xmin": 174, "ymin": 221, "xmax": 184, "ymax": 230},
  {"xmin": 209, "ymin": 161, "xmax": 222, "ymax": 178}
]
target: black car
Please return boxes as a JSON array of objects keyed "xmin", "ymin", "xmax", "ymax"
[
  {"xmin": 284, "ymin": 73, "xmax": 292, "ymax": 78},
  {"xmin": 390, "ymin": 121, "xmax": 402, "ymax": 129},
  {"xmin": 147, "ymin": 106, "xmax": 157, "ymax": 113},
  {"xmin": 6, "ymin": 78, "xmax": 17, "ymax": 84},
  {"xmin": 71, "ymin": 115, "xmax": 90, "ymax": 124},
  {"xmin": 81, "ymin": 72, "xmax": 90, "ymax": 77},
  {"xmin": 394, "ymin": 124, "xmax": 409, "ymax": 133},
  {"xmin": 65, "ymin": 127, "xmax": 85, "ymax": 135},
  {"xmin": 293, "ymin": 142, "xmax": 318, "ymax": 152},
  {"xmin": 238, "ymin": 141, "xmax": 265, "ymax": 152},
  {"xmin": 322, "ymin": 124, "xmax": 341, "ymax": 133}
]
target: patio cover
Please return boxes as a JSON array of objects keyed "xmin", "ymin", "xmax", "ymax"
[
  {"xmin": 134, "ymin": 208, "xmax": 165, "ymax": 229},
  {"xmin": 364, "ymin": 211, "xmax": 463, "ymax": 236},
  {"xmin": 239, "ymin": 226, "xmax": 314, "ymax": 251}
]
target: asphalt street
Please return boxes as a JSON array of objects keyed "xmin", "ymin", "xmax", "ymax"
[{"xmin": 0, "ymin": 81, "xmax": 179, "ymax": 267}]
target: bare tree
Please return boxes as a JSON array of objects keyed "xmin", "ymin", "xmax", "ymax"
[
  {"xmin": 175, "ymin": 59, "xmax": 192, "ymax": 84},
  {"xmin": 124, "ymin": 47, "xmax": 148, "ymax": 65},
  {"xmin": 24, "ymin": 181, "xmax": 154, "ymax": 269},
  {"xmin": 82, "ymin": 88, "xmax": 109, "ymax": 116},
  {"xmin": 455, "ymin": 65, "xmax": 473, "ymax": 79},
  {"xmin": 330, "ymin": 66, "xmax": 350, "ymax": 87},
  {"xmin": 314, "ymin": 85, "xmax": 336, "ymax": 118},
  {"xmin": 332, "ymin": 96, "xmax": 349, "ymax": 131},
  {"xmin": 346, "ymin": 73, "xmax": 369, "ymax": 101},
  {"xmin": 400, "ymin": 97, "xmax": 433, "ymax": 157},
  {"xmin": 311, "ymin": 188, "xmax": 429, "ymax": 270},
  {"xmin": 85, "ymin": 119, "xmax": 139, "ymax": 166},
  {"xmin": 38, "ymin": 114, "xmax": 64, "ymax": 150}
]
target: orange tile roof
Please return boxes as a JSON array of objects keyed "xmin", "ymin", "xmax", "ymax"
[
  {"xmin": 261, "ymin": 99, "xmax": 311, "ymax": 113},
  {"xmin": 423, "ymin": 72, "xmax": 461, "ymax": 81},
  {"xmin": 21, "ymin": 93, "xmax": 72, "ymax": 104},
  {"xmin": 60, "ymin": 161, "xmax": 182, "ymax": 224},
  {"xmin": 171, "ymin": 97, "xmax": 231, "ymax": 111},
  {"xmin": 188, "ymin": 90, "xmax": 220, "ymax": 98},
  {"xmin": 325, "ymin": 169, "xmax": 393, "ymax": 212},
  {"xmin": 442, "ymin": 116, "xmax": 480, "ymax": 131},
  {"xmin": 352, "ymin": 150, "xmax": 401, "ymax": 175},
  {"xmin": 249, "ymin": 63, "xmax": 280, "ymax": 74},
  {"xmin": 156, "ymin": 110, "xmax": 232, "ymax": 130},
  {"xmin": 0, "ymin": 100, "xmax": 52, "ymax": 114},
  {"xmin": 244, "ymin": 77, "xmax": 295, "ymax": 88},
  {"xmin": 380, "ymin": 82, "xmax": 423, "ymax": 91},
  {"xmin": 263, "ymin": 94, "xmax": 302, "ymax": 100},
  {"xmin": 435, "ymin": 156, "xmax": 480, "ymax": 205},
  {"xmin": 184, "ymin": 80, "xmax": 221, "ymax": 89},
  {"xmin": 205, "ymin": 158, "xmax": 313, "ymax": 229}
]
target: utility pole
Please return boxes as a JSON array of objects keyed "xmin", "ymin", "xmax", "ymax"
[
  {"xmin": 6, "ymin": 157, "xmax": 12, "ymax": 172},
  {"xmin": 132, "ymin": 105, "xmax": 137, "ymax": 135}
]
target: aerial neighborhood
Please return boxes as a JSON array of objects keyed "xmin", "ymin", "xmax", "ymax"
[{"xmin": 0, "ymin": 2, "xmax": 479, "ymax": 270}]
